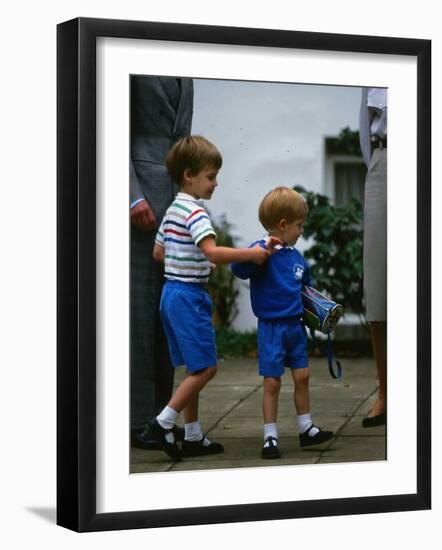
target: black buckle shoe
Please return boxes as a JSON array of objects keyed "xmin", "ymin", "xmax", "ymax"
[
  {"xmin": 261, "ymin": 436, "xmax": 281, "ymax": 459},
  {"xmin": 299, "ymin": 425, "xmax": 334, "ymax": 448},
  {"xmin": 181, "ymin": 436, "xmax": 224, "ymax": 457},
  {"xmin": 172, "ymin": 425, "xmax": 185, "ymax": 442},
  {"xmin": 147, "ymin": 418, "xmax": 182, "ymax": 462}
]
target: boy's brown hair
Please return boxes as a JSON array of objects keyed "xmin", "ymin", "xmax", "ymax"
[
  {"xmin": 258, "ymin": 186, "xmax": 308, "ymax": 230},
  {"xmin": 165, "ymin": 135, "xmax": 223, "ymax": 185}
]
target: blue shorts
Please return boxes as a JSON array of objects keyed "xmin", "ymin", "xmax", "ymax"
[
  {"xmin": 159, "ymin": 280, "xmax": 217, "ymax": 373},
  {"xmin": 258, "ymin": 318, "xmax": 308, "ymax": 377}
]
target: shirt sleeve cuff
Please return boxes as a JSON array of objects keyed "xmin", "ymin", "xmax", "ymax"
[{"xmin": 130, "ymin": 198, "xmax": 146, "ymax": 209}]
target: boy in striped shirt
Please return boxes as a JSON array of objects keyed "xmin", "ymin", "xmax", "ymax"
[{"xmin": 149, "ymin": 136, "xmax": 280, "ymax": 461}]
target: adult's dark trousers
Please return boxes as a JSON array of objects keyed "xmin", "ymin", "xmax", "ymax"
[{"xmin": 130, "ymin": 225, "xmax": 174, "ymax": 431}]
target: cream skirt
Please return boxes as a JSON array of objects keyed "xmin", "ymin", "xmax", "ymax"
[{"xmin": 363, "ymin": 148, "xmax": 387, "ymax": 322}]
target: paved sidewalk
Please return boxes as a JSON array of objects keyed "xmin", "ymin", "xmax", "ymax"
[{"xmin": 131, "ymin": 357, "xmax": 386, "ymax": 473}]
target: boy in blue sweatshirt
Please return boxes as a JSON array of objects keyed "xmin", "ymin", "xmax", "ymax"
[{"xmin": 231, "ymin": 187, "xmax": 334, "ymax": 459}]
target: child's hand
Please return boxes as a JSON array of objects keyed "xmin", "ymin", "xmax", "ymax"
[
  {"xmin": 249, "ymin": 244, "xmax": 271, "ymax": 264},
  {"xmin": 265, "ymin": 236, "xmax": 283, "ymax": 252}
]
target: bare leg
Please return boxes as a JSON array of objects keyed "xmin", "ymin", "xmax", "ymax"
[
  {"xmin": 183, "ymin": 388, "xmax": 199, "ymax": 425},
  {"xmin": 367, "ymin": 321, "xmax": 387, "ymax": 417},
  {"xmin": 263, "ymin": 377, "xmax": 281, "ymax": 424},
  {"xmin": 291, "ymin": 367, "xmax": 310, "ymax": 416},
  {"xmin": 168, "ymin": 366, "xmax": 217, "ymax": 414}
]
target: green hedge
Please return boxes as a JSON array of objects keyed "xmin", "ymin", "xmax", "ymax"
[
  {"xmin": 216, "ymin": 327, "xmax": 372, "ymax": 359},
  {"xmin": 215, "ymin": 327, "xmax": 258, "ymax": 358},
  {"xmin": 294, "ymin": 185, "xmax": 364, "ymax": 317}
]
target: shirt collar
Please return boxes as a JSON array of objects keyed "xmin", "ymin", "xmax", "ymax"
[
  {"xmin": 265, "ymin": 234, "xmax": 296, "ymax": 250},
  {"xmin": 176, "ymin": 192, "xmax": 205, "ymax": 206}
]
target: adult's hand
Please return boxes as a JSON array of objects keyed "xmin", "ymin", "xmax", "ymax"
[{"xmin": 130, "ymin": 199, "xmax": 156, "ymax": 232}]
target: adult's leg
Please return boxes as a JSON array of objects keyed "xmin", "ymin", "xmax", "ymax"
[
  {"xmin": 363, "ymin": 148, "xmax": 387, "ymax": 423},
  {"xmin": 367, "ymin": 321, "xmax": 387, "ymax": 417},
  {"xmin": 130, "ymin": 226, "xmax": 173, "ymax": 430}
]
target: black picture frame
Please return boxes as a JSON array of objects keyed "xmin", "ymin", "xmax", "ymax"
[{"xmin": 57, "ymin": 17, "xmax": 431, "ymax": 532}]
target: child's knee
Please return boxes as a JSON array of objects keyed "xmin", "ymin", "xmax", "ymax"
[
  {"xmin": 206, "ymin": 364, "xmax": 218, "ymax": 380},
  {"xmin": 294, "ymin": 367, "xmax": 309, "ymax": 387},
  {"xmin": 264, "ymin": 376, "xmax": 281, "ymax": 395}
]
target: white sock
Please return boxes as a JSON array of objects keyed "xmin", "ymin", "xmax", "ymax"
[
  {"xmin": 263, "ymin": 423, "xmax": 278, "ymax": 446},
  {"xmin": 185, "ymin": 420, "xmax": 203, "ymax": 442},
  {"xmin": 297, "ymin": 413, "xmax": 319, "ymax": 436},
  {"xmin": 156, "ymin": 406, "xmax": 178, "ymax": 430},
  {"xmin": 185, "ymin": 422, "xmax": 212, "ymax": 447}
]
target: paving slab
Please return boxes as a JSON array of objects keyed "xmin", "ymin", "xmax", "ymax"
[
  {"xmin": 339, "ymin": 412, "xmax": 387, "ymax": 437},
  {"xmin": 130, "ymin": 356, "xmax": 386, "ymax": 474},
  {"xmin": 317, "ymin": 435, "xmax": 387, "ymax": 463},
  {"xmin": 207, "ymin": 414, "xmax": 344, "ymax": 439}
]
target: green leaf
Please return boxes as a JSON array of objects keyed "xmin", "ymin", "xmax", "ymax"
[{"xmin": 294, "ymin": 185, "xmax": 364, "ymax": 315}]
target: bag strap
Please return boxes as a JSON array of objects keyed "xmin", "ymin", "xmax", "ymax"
[{"xmin": 309, "ymin": 328, "xmax": 342, "ymax": 380}]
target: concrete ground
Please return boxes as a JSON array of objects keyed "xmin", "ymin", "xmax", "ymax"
[{"xmin": 131, "ymin": 356, "xmax": 386, "ymax": 474}]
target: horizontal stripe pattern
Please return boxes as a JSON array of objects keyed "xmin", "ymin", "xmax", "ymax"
[{"xmin": 155, "ymin": 192, "xmax": 216, "ymax": 283}]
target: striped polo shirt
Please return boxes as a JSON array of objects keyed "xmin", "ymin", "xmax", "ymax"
[{"xmin": 155, "ymin": 192, "xmax": 216, "ymax": 283}]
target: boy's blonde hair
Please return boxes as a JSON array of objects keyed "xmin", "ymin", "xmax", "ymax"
[
  {"xmin": 165, "ymin": 135, "xmax": 223, "ymax": 185},
  {"xmin": 259, "ymin": 186, "xmax": 308, "ymax": 230}
]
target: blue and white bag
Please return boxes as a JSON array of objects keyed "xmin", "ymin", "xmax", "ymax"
[{"xmin": 301, "ymin": 285, "xmax": 344, "ymax": 379}]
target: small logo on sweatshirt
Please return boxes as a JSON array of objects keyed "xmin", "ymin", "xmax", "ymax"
[{"xmin": 293, "ymin": 264, "xmax": 304, "ymax": 281}]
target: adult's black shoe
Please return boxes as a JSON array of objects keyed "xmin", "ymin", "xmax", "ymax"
[
  {"xmin": 147, "ymin": 418, "xmax": 182, "ymax": 462},
  {"xmin": 131, "ymin": 427, "xmax": 162, "ymax": 450},
  {"xmin": 131, "ymin": 425, "xmax": 185, "ymax": 450},
  {"xmin": 362, "ymin": 411, "xmax": 386, "ymax": 428}
]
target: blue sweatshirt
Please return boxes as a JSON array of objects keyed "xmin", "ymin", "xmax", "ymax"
[{"xmin": 231, "ymin": 240, "xmax": 312, "ymax": 321}]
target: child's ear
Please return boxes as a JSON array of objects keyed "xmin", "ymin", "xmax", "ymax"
[
  {"xmin": 183, "ymin": 169, "xmax": 192, "ymax": 182},
  {"xmin": 279, "ymin": 218, "xmax": 287, "ymax": 230}
]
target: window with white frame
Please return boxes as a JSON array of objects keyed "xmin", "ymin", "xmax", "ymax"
[{"xmin": 324, "ymin": 129, "xmax": 366, "ymax": 207}]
